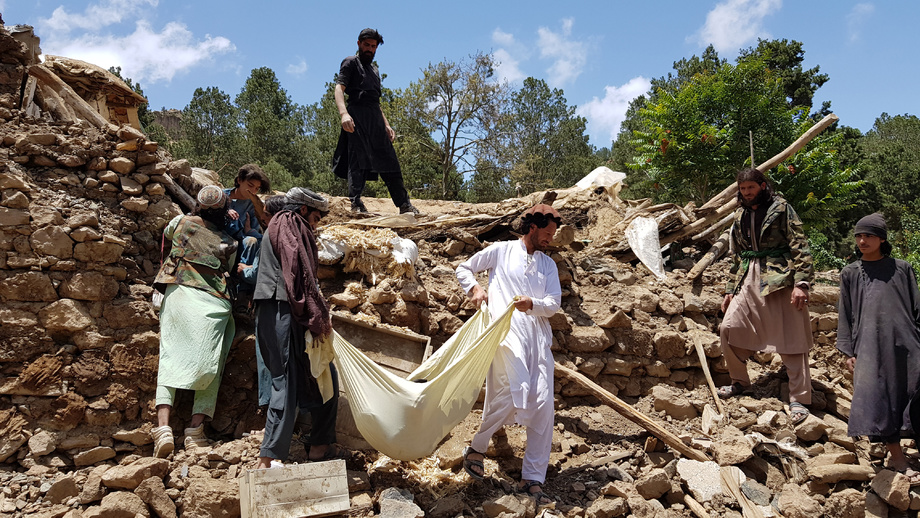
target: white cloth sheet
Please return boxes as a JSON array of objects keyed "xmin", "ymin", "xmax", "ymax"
[{"xmin": 331, "ymin": 302, "xmax": 514, "ymax": 461}]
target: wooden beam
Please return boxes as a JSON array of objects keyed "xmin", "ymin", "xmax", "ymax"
[
  {"xmin": 36, "ymin": 82, "xmax": 76, "ymax": 122},
  {"xmin": 690, "ymin": 213, "xmax": 734, "ymax": 244},
  {"xmin": 691, "ymin": 333, "xmax": 726, "ymax": 415},
  {"xmin": 688, "ymin": 230, "xmax": 731, "ymax": 281},
  {"xmin": 555, "ymin": 362, "xmax": 710, "ymax": 462},
  {"xmin": 28, "ymin": 64, "xmax": 118, "ymax": 134},
  {"xmin": 151, "ymin": 172, "xmax": 196, "ymax": 212}
]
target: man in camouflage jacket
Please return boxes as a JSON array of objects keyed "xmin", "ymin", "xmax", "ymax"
[
  {"xmin": 718, "ymin": 168, "xmax": 815, "ymax": 425},
  {"xmin": 724, "ymin": 193, "xmax": 814, "ymax": 297}
]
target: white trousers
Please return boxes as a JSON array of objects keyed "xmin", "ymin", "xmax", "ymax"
[{"xmin": 470, "ymin": 377, "xmax": 553, "ymax": 483}]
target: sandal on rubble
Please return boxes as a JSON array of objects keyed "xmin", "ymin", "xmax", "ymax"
[
  {"xmin": 309, "ymin": 444, "xmax": 350, "ymax": 462},
  {"xmin": 516, "ymin": 480, "xmax": 554, "ymax": 507},
  {"xmin": 461, "ymin": 446, "xmax": 485, "ymax": 480},
  {"xmin": 789, "ymin": 402, "xmax": 810, "ymax": 425},
  {"xmin": 717, "ymin": 382, "xmax": 745, "ymax": 399}
]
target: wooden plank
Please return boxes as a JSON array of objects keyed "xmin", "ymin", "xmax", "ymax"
[
  {"xmin": 691, "ymin": 333, "xmax": 726, "ymax": 416},
  {"xmin": 688, "ymin": 231, "xmax": 731, "ymax": 281},
  {"xmin": 554, "ymin": 362, "xmax": 710, "ymax": 462},
  {"xmin": 28, "ymin": 64, "xmax": 119, "ymax": 134},
  {"xmin": 331, "ymin": 312, "xmax": 430, "ymax": 377},
  {"xmin": 239, "ymin": 460, "xmax": 349, "ymax": 518},
  {"xmin": 720, "ymin": 466, "xmax": 766, "ymax": 518},
  {"xmin": 684, "ymin": 494, "xmax": 711, "ymax": 518}
]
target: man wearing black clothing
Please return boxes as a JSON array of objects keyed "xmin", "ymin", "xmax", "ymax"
[{"xmin": 332, "ymin": 28, "xmax": 418, "ymax": 215}]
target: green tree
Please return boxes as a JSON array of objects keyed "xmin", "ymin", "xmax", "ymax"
[
  {"xmin": 769, "ymin": 122, "xmax": 863, "ymax": 233},
  {"xmin": 618, "ymin": 46, "xmax": 725, "ymax": 199},
  {"xmin": 236, "ymin": 67, "xmax": 309, "ymax": 183},
  {"xmin": 180, "ymin": 86, "xmax": 243, "ymax": 181},
  {"xmin": 649, "ymin": 45, "xmax": 726, "ymax": 97},
  {"xmin": 465, "ymin": 158, "xmax": 513, "ymax": 203},
  {"xmin": 490, "ymin": 77, "xmax": 597, "ymax": 195},
  {"xmin": 858, "ymin": 113, "xmax": 920, "ymax": 226},
  {"xmin": 628, "ymin": 57, "xmax": 797, "ymax": 203},
  {"xmin": 384, "ymin": 85, "xmax": 444, "ymax": 200},
  {"xmin": 302, "ymin": 80, "xmax": 347, "ymax": 196},
  {"xmin": 738, "ymin": 39, "xmax": 829, "ymax": 110},
  {"xmin": 402, "ymin": 52, "xmax": 509, "ymax": 199}
]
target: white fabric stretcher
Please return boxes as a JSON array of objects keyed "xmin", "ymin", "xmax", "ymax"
[{"xmin": 329, "ymin": 302, "xmax": 514, "ymax": 460}]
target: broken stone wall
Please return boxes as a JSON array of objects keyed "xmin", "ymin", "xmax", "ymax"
[{"xmin": 325, "ymin": 236, "xmax": 840, "ymax": 406}]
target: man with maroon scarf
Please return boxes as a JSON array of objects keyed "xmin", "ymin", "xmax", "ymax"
[{"xmin": 253, "ymin": 187, "xmax": 347, "ymax": 468}]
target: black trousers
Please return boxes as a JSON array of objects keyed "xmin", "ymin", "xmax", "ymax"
[
  {"xmin": 256, "ymin": 299, "xmax": 338, "ymax": 460},
  {"xmin": 348, "ymin": 170, "xmax": 409, "ymax": 208}
]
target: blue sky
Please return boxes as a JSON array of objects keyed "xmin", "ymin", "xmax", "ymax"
[{"xmin": 4, "ymin": 0, "xmax": 917, "ymax": 147}]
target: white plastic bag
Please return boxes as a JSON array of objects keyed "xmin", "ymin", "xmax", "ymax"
[{"xmin": 625, "ymin": 216, "xmax": 667, "ymax": 281}]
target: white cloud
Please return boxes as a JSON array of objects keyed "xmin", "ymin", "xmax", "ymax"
[
  {"xmin": 287, "ymin": 58, "xmax": 308, "ymax": 76},
  {"xmin": 577, "ymin": 76, "xmax": 652, "ymax": 145},
  {"xmin": 492, "ymin": 28, "xmax": 516, "ymax": 48},
  {"xmin": 39, "ymin": 0, "xmax": 159, "ymax": 33},
  {"xmin": 696, "ymin": 0, "xmax": 782, "ymax": 53},
  {"xmin": 537, "ymin": 18, "xmax": 587, "ymax": 87},
  {"xmin": 491, "ymin": 29, "xmax": 525, "ymax": 84},
  {"xmin": 43, "ymin": 20, "xmax": 234, "ymax": 83},
  {"xmin": 846, "ymin": 3, "xmax": 875, "ymax": 43},
  {"xmin": 492, "ymin": 48, "xmax": 524, "ymax": 84}
]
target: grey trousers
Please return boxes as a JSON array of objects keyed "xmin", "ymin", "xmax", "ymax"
[{"xmin": 256, "ymin": 299, "xmax": 338, "ymax": 460}]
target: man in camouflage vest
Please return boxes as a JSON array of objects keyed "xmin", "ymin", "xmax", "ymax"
[{"xmin": 718, "ymin": 168, "xmax": 815, "ymax": 425}]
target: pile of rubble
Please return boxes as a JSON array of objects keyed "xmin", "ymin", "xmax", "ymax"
[{"xmin": 0, "ymin": 22, "xmax": 915, "ymax": 518}]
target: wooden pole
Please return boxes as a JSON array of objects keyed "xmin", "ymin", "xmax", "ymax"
[
  {"xmin": 684, "ymin": 494, "xmax": 711, "ymax": 518},
  {"xmin": 28, "ymin": 64, "xmax": 119, "ymax": 134},
  {"xmin": 697, "ymin": 113, "xmax": 839, "ymax": 213},
  {"xmin": 687, "ymin": 230, "xmax": 731, "ymax": 280},
  {"xmin": 749, "ymin": 130, "xmax": 755, "ymax": 167},
  {"xmin": 555, "ymin": 362, "xmax": 710, "ymax": 462},
  {"xmin": 150, "ymin": 172, "xmax": 197, "ymax": 212},
  {"xmin": 36, "ymin": 82, "xmax": 76, "ymax": 123},
  {"xmin": 691, "ymin": 333, "xmax": 726, "ymax": 415},
  {"xmin": 690, "ymin": 213, "xmax": 734, "ymax": 243},
  {"xmin": 656, "ymin": 198, "xmax": 738, "ymax": 249}
]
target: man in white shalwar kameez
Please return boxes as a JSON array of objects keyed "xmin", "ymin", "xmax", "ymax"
[{"xmin": 456, "ymin": 203, "xmax": 562, "ymax": 507}]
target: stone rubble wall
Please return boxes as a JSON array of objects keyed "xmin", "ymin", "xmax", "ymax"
[{"xmin": 0, "ymin": 75, "xmax": 842, "ymax": 473}]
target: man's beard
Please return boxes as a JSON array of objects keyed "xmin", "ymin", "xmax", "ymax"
[
  {"xmin": 740, "ymin": 188, "xmax": 771, "ymax": 209},
  {"xmin": 359, "ymin": 50, "xmax": 375, "ymax": 64}
]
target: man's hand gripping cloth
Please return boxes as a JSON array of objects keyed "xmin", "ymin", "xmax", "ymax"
[
  {"xmin": 331, "ymin": 302, "xmax": 515, "ymax": 461},
  {"xmin": 306, "ymin": 330, "xmax": 336, "ymax": 403}
]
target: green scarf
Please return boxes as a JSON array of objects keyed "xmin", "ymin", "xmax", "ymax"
[{"xmin": 738, "ymin": 248, "xmax": 789, "ymax": 281}]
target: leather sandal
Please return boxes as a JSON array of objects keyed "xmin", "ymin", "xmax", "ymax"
[
  {"xmin": 789, "ymin": 402, "xmax": 810, "ymax": 425},
  {"xmin": 516, "ymin": 479, "xmax": 554, "ymax": 507},
  {"xmin": 462, "ymin": 446, "xmax": 485, "ymax": 480}
]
